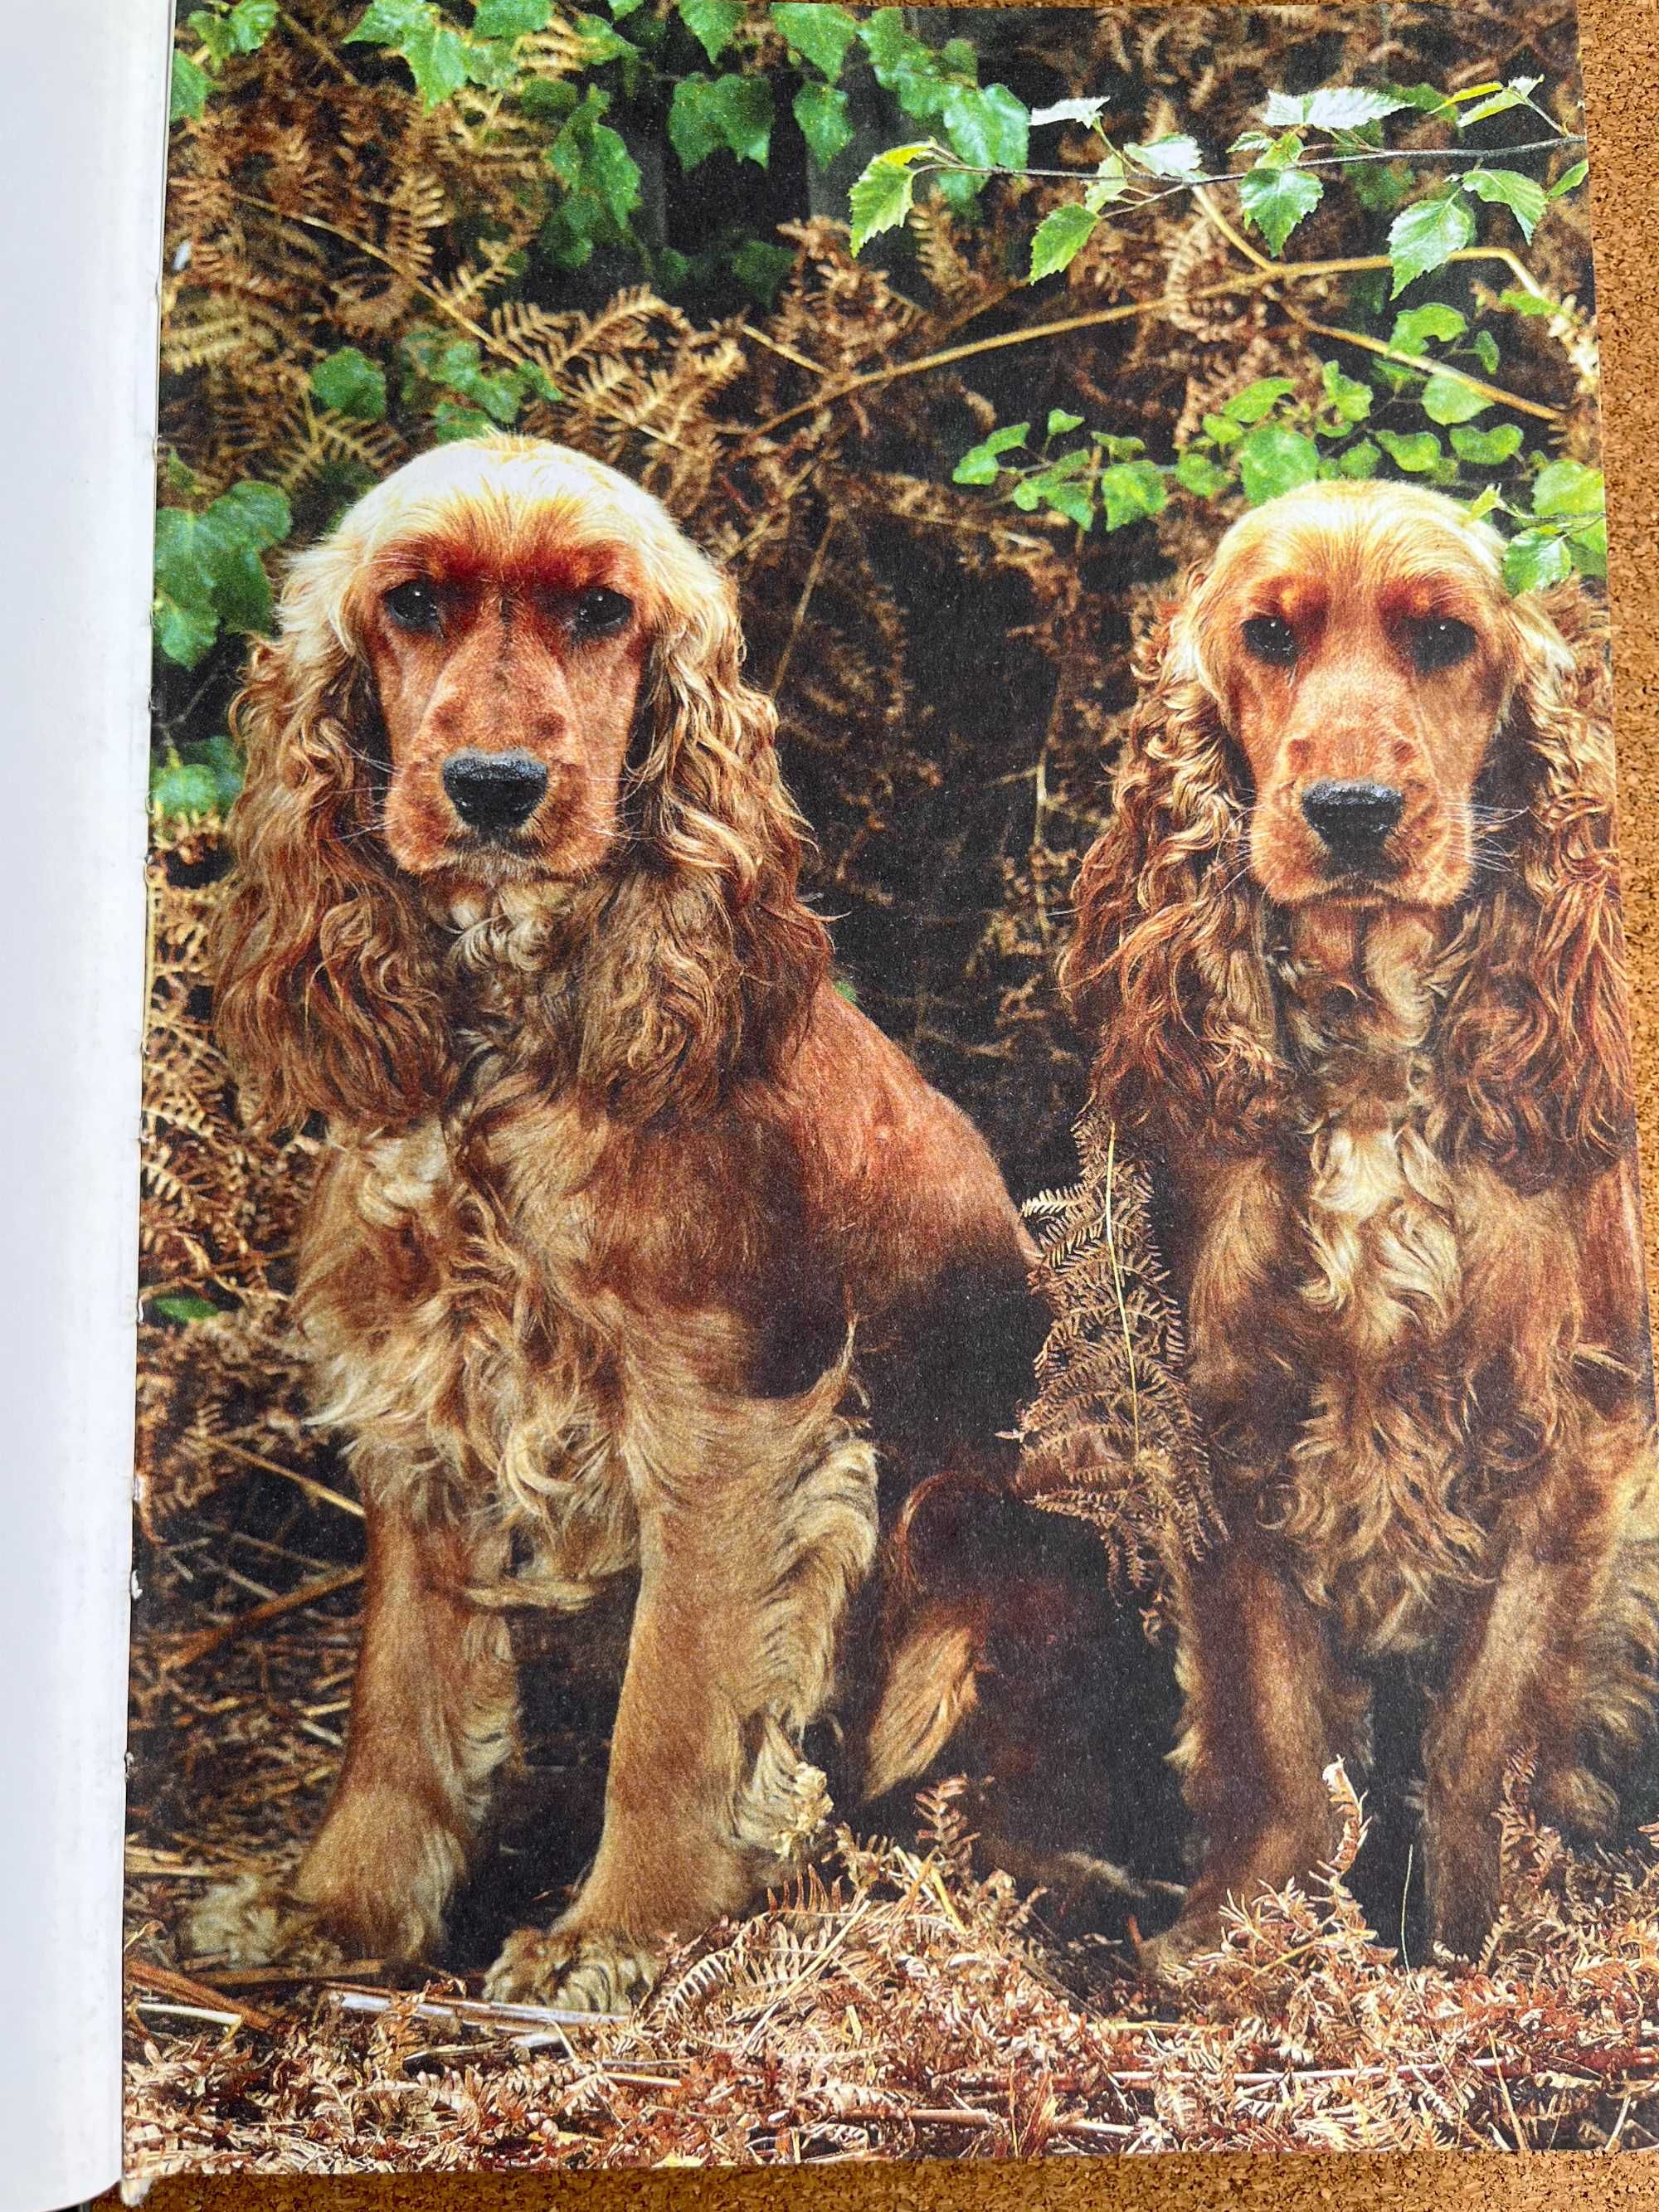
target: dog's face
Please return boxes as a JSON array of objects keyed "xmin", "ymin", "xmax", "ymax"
[
  {"xmin": 358, "ymin": 524, "xmax": 652, "ymax": 889},
  {"xmin": 1191, "ymin": 483, "xmax": 1520, "ymax": 910}
]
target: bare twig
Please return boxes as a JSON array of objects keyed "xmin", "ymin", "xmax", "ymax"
[{"xmin": 165, "ymin": 1563, "xmax": 365, "ymax": 1670}]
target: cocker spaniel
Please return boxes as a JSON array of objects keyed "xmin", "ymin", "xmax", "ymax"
[
  {"xmin": 195, "ymin": 437, "xmax": 1045, "ymax": 2008},
  {"xmin": 1063, "ymin": 479, "xmax": 1659, "ymax": 1967}
]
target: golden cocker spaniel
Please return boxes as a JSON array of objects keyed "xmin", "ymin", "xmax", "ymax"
[
  {"xmin": 195, "ymin": 438, "xmax": 1045, "ymax": 2008},
  {"xmin": 1064, "ymin": 480, "xmax": 1659, "ymax": 1967}
]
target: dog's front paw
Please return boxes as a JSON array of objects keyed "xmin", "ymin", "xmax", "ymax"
[
  {"xmin": 182, "ymin": 1874, "xmax": 344, "ymax": 1971},
  {"xmin": 483, "ymin": 1923, "xmax": 661, "ymax": 2013}
]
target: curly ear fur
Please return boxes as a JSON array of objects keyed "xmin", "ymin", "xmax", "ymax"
[
  {"xmin": 1059, "ymin": 581, "xmax": 1286, "ymax": 1153},
  {"xmin": 1438, "ymin": 581, "xmax": 1635, "ymax": 1172},
  {"xmin": 212, "ymin": 620, "xmax": 453, "ymax": 1136},
  {"xmin": 581, "ymin": 574, "xmax": 830, "ymax": 1122}
]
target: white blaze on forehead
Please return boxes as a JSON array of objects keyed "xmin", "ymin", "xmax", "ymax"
[
  {"xmin": 273, "ymin": 436, "xmax": 720, "ymax": 670},
  {"xmin": 1214, "ymin": 479, "xmax": 1508, "ymax": 591}
]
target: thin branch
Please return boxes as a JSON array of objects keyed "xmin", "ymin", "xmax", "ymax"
[
  {"xmin": 126, "ymin": 1956, "xmax": 278, "ymax": 2034},
  {"xmin": 1280, "ymin": 301, "xmax": 1562, "ymax": 422},
  {"xmin": 1194, "ymin": 184, "xmax": 1564, "ymax": 422},
  {"xmin": 771, "ymin": 513, "xmax": 837, "ymax": 694},
  {"xmin": 212, "ymin": 1435, "xmax": 366, "ymax": 1520},
  {"xmin": 914, "ymin": 133, "xmax": 1584, "ymax": 192},
  {"xmin": 743, "ymin": 246, "xmax": 1564, "ymax": 442},
  {"xmin": 166, "ymin": 1564, "xmax": 365, "ymax": 1670}
]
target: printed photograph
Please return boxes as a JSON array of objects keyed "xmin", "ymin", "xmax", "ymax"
[{"xmin": 126, "ymin": 0, "xmax": 1659, "ymax": 2172}]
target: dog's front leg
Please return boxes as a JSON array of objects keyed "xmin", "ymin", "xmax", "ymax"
[
  {"xmin": 187, "ymin": 1482, "xmax": 518, "ymax": 1968},
  {"xmin": 485, "ymin": 1359, "xmax": 878, "ymax": 2011},
  {"xmin": 1422, "ymin": 1437, "xmax": 1633, "ymax": 1957},
  {"xmin": 1141, "ymin": 1519, "xmax": 1367, "ymax": 1981}
]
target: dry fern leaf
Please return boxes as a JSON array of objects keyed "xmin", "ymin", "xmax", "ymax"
[{"xmin": 1018, "ymin": 1106, "xmax": 1219, "ymax": 1583}]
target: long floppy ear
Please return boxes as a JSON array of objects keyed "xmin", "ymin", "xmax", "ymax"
[
  {"xmin": 1060, "ymin": 582, "xmax": 1284, "ymax": 1152},
  {"xmin": 212, "ymin": 592, "xmax": 451, "ymax": 1135},
  {"xmin": 1438, "ymin": 581, "xmax": 1634, "ymax": 1173},
  {"xmin": 581, "ymin": 567, "xmax": 830, "ymax": 1121}
]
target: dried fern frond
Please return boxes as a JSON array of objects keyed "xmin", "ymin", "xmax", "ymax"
[{"xmin": 1019, "ymin": 1107, "xmax": 1219, "ymax": 1584}]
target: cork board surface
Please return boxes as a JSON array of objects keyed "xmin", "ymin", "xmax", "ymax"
[{"xmin": 128, "ymin": 0, "xmax": 1659, "ymax": 2202}]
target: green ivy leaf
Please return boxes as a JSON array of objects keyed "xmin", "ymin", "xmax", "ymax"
[
  {"xmin": 1175, "ymin": 449, "xmax": 1231, "ymax": 498},
  {"xmin": 149, "ymin": 1292, "xmax": 221, "ymax": 1322},
  {"xmin": 1321, "ymin": 358, "xmax": 1373, "ymax": 423},
  {"xmin": 1456, "ymin": 75, "xmax": 1540, "ymax": 130},
  {"xmin": 1467, "ymin": 484, "xmax": 1501, "ymax": 520},
  {"xmin": 1204, "ymin": 411, "xmax": 1243, "ymax": 448},
  {"xmin": 153, "ymin": 587, "xmax": 219, "ymax": 670},
  {"xmin": 669, "ymin": 72, "xmax": 773, "ymax": 168},
  {"xmin": 1237, "ymin": 163, "xmax": 1323, "ymax": 255},
  {"xmin": 549, "ymin": 87, "xmax": 643, "ymax": 231},
  {"xmin": 228, "ymin": 0, "xmax": 277, "ymax": 48},
  {"xmin": 431, "ymin": 401, "xmax": 499, "ymax": 441},
  {"xmin": 1374, "ymin": 427, "xmax": 1444, "ymax": 473},
  {"xmin": 153, "ymin": 482, "xmax": 292, "ymax": 667},
  {"xmin": 188, "ymin": 10, "xmax": 236, "ymax": 66},
  {"xmin": 793, "ymin": 80, "xmax": 853, "ymax": 168},
  {"xmin": 1389, "ymin": 301, "xmax": 1467, "ymax": 354},
  {"xmin": 1387, "ymin": 192, "xmax": 1476, "ymax": 294},
  {"xmin": 567, "ymin": 11, "xmax": 636, "ymax": 65},
  {"xmin": 1504, "ymin": 527, "xmax": 1573, "ymax": 594},
  {"xmin": 1028, "ymin": 202, "xmax": 1098, "ymax": 282},
  {"xmin": 1472, "ymin": 328, "xmax": 1501, "ymax": 373},
  {"xmin": 1462, "ymin": 167, "xmax": 1548, "ymax": 244},
  {"xmin": 860, "ymin": 10, "xmax": 966, "ymax": 124},
  {"xmin": 1450, "ymin": 422, "xmax": 1524, "ymax": 464},
  {"xmin": 1030, "ymin": 96, "xmax": 1108, "ymax": 131},
  {"xmin": 1262, "ymin": 85, "xmax": 1412, "ymax": 130},
  {"xmin": 170, "ymin": 50, "xmax": 210, "ymax": 122},
  {"xmin": 1568, "ymin": 514, "xmax": 1608, "ymax": 579},
  {"xmin": 1532, "ymin": 457, "xmax": 1605, "ymax": 517},
  {"xmin": 1047, "ymin": 408, "xmax": 1084, "ymax": 436},
  {"xmin": 1238, "ymin": 425, "xmax": 1320, "ymax": 503},
  {"xmin": 1026, "ymin": 468, "xmax": 1095, "ymax": 529},
  {"xmin": 771, "ymin": 3, "xmax": 860, "ymax": 81},
  {"xmin": 941, "ymin": 82, "xmax": 1029, "ymax": 171},
  {"xmin": 1223, "ymin": 377, "xmax": 1297, "ymax": 425},
  {"xmin": 1335, "ymin": 438, "xmax": 1382, "ymax": 479},
  {"xmin": 1501, "ymin": 286, "xmax": 1554, "ymax": 317},
  {"xmin": 474, "ymin": 0, "xmax": 551, "ymax": 32},
  {"xmin": 846, "ymin": 143, "xmax": 937, "ymax": 252},
  {"xmin": 678, "ymin": 0, "xmax": 745, "ymax": 65},
  {"xmin": 310, "ymin": 346, "xmax": 388, "ymax": 420},
  {"xmin": 951, "ymin": 422, "xmax": 1030, "ymax": 484},
  {"xmin": 1421, "ymin": 373, "xmax": 1491, "ymax": 425},
  {"xmin": 348, "ymin": 1, "xmax": 469, "ymax": 107},
  {"xmin": 1124, "ymin": 133, "xmax": 1204, "ymax": 178},
  {"xmin": 1097, "ymin": 460, "xmax": 1168, "ymax": 529}
]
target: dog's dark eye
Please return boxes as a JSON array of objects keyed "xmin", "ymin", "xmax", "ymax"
[
  {"xmin": 1243, "ymin": 615, "xmax": 1298, "ymax": 666},
  {"xmin": 384, "ymin": 579, "xmax": 442, "ymax": 634},
  {"xmin": 1407, "ymin": 615, "xmax": 1477, "ymax": 674},
  {"xmin": 569, "ymin": 587, "xmax": 634, "ymax": 640}
]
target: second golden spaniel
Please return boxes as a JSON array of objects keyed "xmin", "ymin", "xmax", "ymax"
[{"xmin": 1064, "ymin": 480, "xmax": 1659, "ymax": 1967}]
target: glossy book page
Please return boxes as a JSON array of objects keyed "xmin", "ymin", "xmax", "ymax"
[{"xmin": 127, "ymin": 0, "xmax": 1656, "ymax": 2176}]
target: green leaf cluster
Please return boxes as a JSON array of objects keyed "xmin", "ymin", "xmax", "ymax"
[
  {"xmin": 153, "ymin": 482, "xmax": 292, "ymax": 669},
  {"xmin": 150, "ymin": 734, "xmax": 245, "ymax": 822}
]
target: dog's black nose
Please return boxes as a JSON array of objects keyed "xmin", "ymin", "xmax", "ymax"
[
  {"xmin": 1301, "ymin": 778, "xmax": 1404, "ymax": 861},
  {"xmin": 441, "ymin": 750, "xmax": 548, "ymax": 834}
]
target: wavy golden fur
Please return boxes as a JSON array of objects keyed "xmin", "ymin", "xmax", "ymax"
[
  {"xmin": 1063, "ymin": 481, "xmax": 1659, "ymax": 1968},
  {"xmin": 197, "ymin": 439, "xmax": 1046, "ymax": 2009}
]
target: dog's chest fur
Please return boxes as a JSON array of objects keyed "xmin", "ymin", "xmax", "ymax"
[
  {"xmin": 298, "ymin": 1079, "xmax": 646, "ymax": 1607},
  {"xmin": 1185, "ymin": 907, "xmax": 1575, "ymax": 1655}
]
